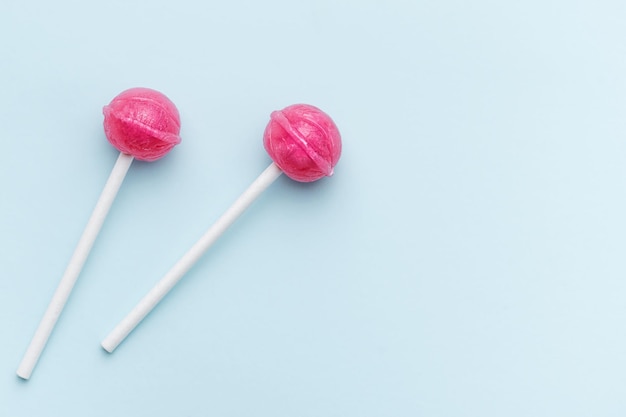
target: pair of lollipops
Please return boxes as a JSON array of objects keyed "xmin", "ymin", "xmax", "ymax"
[{"xmin": 17, "ymin": 88, "xmax": 342, "ymax": 380}]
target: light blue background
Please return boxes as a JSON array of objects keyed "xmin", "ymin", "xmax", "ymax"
[{"xmin": 1, "ymin": 0, "xmax": 625, "ymax": 416}]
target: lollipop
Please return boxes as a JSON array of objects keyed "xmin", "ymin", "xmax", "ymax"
[
  {"xmin": 17, "ymin": 88, "xmax": 181, "ymax": 379},
  {"xmin": 101, "ymin": 103, "xmax": 341, "ymax": 352}
]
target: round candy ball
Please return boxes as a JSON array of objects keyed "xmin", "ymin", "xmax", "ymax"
[
  {"xmin": 103, "ymin": 88, "xmax": 181, "ymax": 162},
  {"xmin": 263, "ymin": 104, "xmax": 342, "ymax": 182}
]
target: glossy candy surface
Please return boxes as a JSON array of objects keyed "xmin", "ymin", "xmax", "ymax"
[
  {"xmin": 263, "ymin": 104, "xmax": 341, "ymax": 182},
  {"xmin": 103, "ymin": 88, "xmax": 181, "ymax": 161}
]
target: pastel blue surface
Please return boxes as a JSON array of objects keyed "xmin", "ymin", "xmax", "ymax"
[{"xmin": 1, "ymin": 0, "xmax": 625, "ymax": 415}]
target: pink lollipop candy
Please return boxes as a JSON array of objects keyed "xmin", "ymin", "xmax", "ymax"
[
  {"xmin": 102, "ymin": 104, "xmax": 342, "ymax": 352},
  {"xmin": 104, "ymin": 87, "xmax": 181, "ymax": 161},
  {"xmin": 18, "ymin": 88, "xmax": 181, "ymax": 380},
  {"xmin": 264, "ymin": 104, "xmax": 341, "ymax": 182}
]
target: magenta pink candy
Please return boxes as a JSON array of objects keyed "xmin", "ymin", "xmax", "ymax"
[
  {"xmin": 263, "ymin": 104, "xmax": 342, "ymax": 182},
  {"xmin": 103, "ymin": 88, "xmax": 181, "ymax": 161}
]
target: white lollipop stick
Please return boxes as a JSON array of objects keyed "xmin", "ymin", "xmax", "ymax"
[
  {"xmin": 101, "ymin": 162, "xmax": 282, "ymax": 353},
  {"xmin": 17, "ymin": 152, "xmax": 134, "ymax": 379}
]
